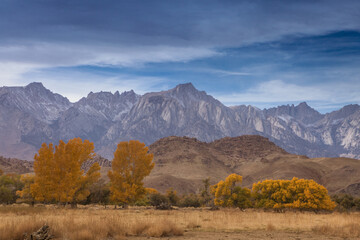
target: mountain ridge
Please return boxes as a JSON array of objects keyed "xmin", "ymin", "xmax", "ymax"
[{"xmin": 0, "ymin": 82, "xmax": 359, "ymax": 160}]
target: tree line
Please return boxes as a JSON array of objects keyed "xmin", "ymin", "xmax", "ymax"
[{"xmin": 0, "ymin": 137, "xmax": 359, "ymax": 211}]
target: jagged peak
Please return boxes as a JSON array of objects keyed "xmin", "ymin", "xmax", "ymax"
[
  {"xmin": 171, "ymin": 82, "xmax": 198, "ymax": 93},
  {"xmin": 25, "ymin": 82, "xmax": 45, "ymax": 89},
  {"xmin": 86, "ymin": 89, "xmax": 138, "ymax": 99},
  {"xmin": 326, "ymin": 104, "xmax": 360, "ymax": 119},
  {"xmin": 295, "ymin": 102, "xmax": 321, "ymax": 114},
  {"xmin": 120, "ymin": 89, "xmax": 137, "ymax": 97},
  {"xmin": 86, "ymin": 91, "xmax": 113, "ymax": 98},
  {"xmin": 297, "ymin": 102, "xmax": 309, "ymax": 107}
]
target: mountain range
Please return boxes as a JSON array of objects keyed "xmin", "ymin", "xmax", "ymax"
[{"xmin": 0, "ymin": 82, "xmax": 359, "ymax": 160}]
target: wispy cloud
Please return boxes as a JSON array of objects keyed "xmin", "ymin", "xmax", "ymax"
[
  {"xmin": 0, "ymin": 43, "xmax": 219, "ymax": 81},
  {"xmin": 24, "ymin": 68, "xmax": 169, "ymax": 102},
  {"xmin": 215, "ymin": 80, "xmax": 360, "ymax": 112}
]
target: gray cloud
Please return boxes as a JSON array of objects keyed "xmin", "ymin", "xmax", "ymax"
[{"xmin": 1, "ymin": 0, "xmax": 359, "ymax": 72}]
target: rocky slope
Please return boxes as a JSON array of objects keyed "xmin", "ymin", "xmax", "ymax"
[
  {"xmin": 0, "ymin": 156, "xmax": 33, "ymax": 174},
  {"xmin": 0, "ymin": 82, "xmax": 359, "ymax": 160}
]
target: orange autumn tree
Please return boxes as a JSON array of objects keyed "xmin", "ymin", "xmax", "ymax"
[
  {"xmin": 252, "ymin": 177, "xmax": 336, "ymax": 211},
  {"xmin": 30, "ymin": 138, "xmax": 100, "ymax": 205},
  {"xmin": 108, "ymin": 140, "xmax": 154, "ymax": 205}
]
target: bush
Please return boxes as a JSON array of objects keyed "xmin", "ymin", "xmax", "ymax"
[
  {"xmin": 149, "ymin": 193, "xmax": 171, "ymax": 210},
  {"xmin": 332, "ymin": 194, "xmax": 360, "ymax": 211},
  {"xmin": 179, "ymin": 194, "xmax": 201, "ymax": 208},
  {"xmin": 0, "ymin": 174, "xmax": 23, "ymax": 204},
  {"xmin": 85, "ymin": 180, "xmax": 110, "ymax": 205},
  {"xmin": 166, "ymin": 188, "xmax": 179, "ymax": 206}
]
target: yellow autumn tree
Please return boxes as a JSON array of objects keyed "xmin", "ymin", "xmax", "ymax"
[
  {"xmin": 211, "ymin": 173, "xmax": 252, "ymax": 208},
  {"xmin": 108, "ymin": 140, "xmax": 154, "ymax": 206},
  {"xmin": 30, "ymin": 138, "xmax": 100, "ymax": 205},
  {"xmin": 252, "ymin": 177, "xmax": 336, "ymax": 211}
]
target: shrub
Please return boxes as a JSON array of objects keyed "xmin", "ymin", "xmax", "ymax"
[
  {"xmin": 149, "ymin": 193, "xmax": 171, "ymax": 210},
  {"xmin": 0, "ymin": 174, "xmax": 23, "ymax": 204},
  {"xmin": 332, "ymin": 194, "xmax": 360, "ymax": 211},
  {"xmin": 179, "ymin": 194, "xmax": 201, "ymax": 208},
  {"xmin": 166, "ymin": 188, "xmax": 180, "ymax": 206}
]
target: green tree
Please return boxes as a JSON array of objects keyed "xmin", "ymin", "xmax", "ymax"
[
  {"xmin": 108, "ymin": 140, "xmax": 155, "ymax": 206},
  {"xmin": 0, "ymin": 174, "xmax": 23, "ymax": 204},
  {"xmin": 200, "ymin": 178, "xmax": 212, "ymax": 206}
]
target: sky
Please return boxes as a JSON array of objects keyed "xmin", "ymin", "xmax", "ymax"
[{"xmin": 1, "ymin": 0, "xmax": 360, "ymax": 113}]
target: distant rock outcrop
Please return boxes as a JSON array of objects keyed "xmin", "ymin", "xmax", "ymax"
[{"xmin": 0, "ymin": 156, "xmax": 33, "ymax": 174}]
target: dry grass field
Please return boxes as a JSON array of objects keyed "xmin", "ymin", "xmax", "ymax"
[{"xmin": 0, "ymin": 205, "xmax": 360, "ymax": 240}]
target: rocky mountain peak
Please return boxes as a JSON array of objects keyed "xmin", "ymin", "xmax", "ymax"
[
  {"xmin": 165, "ymin": 83, "xmax": 220, "ymax": 107},
  {"xmin": 76, "ymin": 89, "xmax": 140, "ymax": 121},
  {"xmin": 265, "ymin": 102, "xmax": 323, "ymax": 125},
  {"xmin": 329, "ymin": 104, "xmax": 360, "ymax": 119},
  {"xmin": 0, "ymin": 82, "xmax": 71, "ymax": 122},
  {"xmin": 120, "ymin": 89, "xmax": 139, "ymax": 101},
  {"xmin": 25, "ymin": 82, "xmax": 45, "ymax": 90},
  {"xmin": 174, "ymin": 82, "xmax": 196, "ymax": 91}
]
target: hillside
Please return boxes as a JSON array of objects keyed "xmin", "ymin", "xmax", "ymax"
[
  {"xmin": 145, "ymin": 135, "xmax": 360, "ymax": 196},
  {"xmin": 1, "ymin": 135, "xmax": 359, "ymax": 196},
  {"xmin": 0, "ymin": 156, "xmax": 33, "ymax": 174}
]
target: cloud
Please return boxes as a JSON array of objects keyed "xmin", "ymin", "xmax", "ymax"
[
  {"xmin": 0, "ymin": 62, "xmax": 41, "ymax": 86},
  {"xmin": 22, "ymin": 68, "xmax": 169, "ymax": 102},
  {"xmin": 215, "ymin": 80, "xmax": 360, "ymax": 111},
  {"xmin": 0, "ymin": 43, "xmax": 218, "ymax": 67},
  {"xmin": 0, "ymin": 43, "xmax": 218, "ymax": 84},
  {"xmin": 0, "ymin": 0, "xmax": 359, "ymax": 111}
]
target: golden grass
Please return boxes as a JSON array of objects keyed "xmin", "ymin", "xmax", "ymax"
[
  {"xmin": 312, "ymin": 223, "xmax": 360, "ymax": 238},
  {"xmin": 0, "ymin": 205, "xmax": 359, "ymax": 239}
]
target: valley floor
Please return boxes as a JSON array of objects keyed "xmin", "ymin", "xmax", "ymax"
[
  {"xmin": 132, "ymin": 230, "xmax": 357, "ymax": 240},
  {"xmin": 0, "ymin": 205, "xmax": 359, "ymax": 239}
]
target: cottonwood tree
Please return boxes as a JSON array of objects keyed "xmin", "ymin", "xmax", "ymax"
[
  {"xmin": 211, "ymin": 173, "xmax": 252, "ymax": 208},
  {"xmin": 252, "ymin": 177, "xmax": 336, "ymax": 211},
  {"xmin": 30, "ymin": 138, "xmax": 100, "ymax": 206},
  {"xmin": 108, "ymin": 140, "xmax": 154, "ymax": 206}
]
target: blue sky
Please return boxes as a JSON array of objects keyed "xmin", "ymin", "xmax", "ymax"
[{"xmin": 1, "ymin": 0, "xmax": 360, "ymax": 113}]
